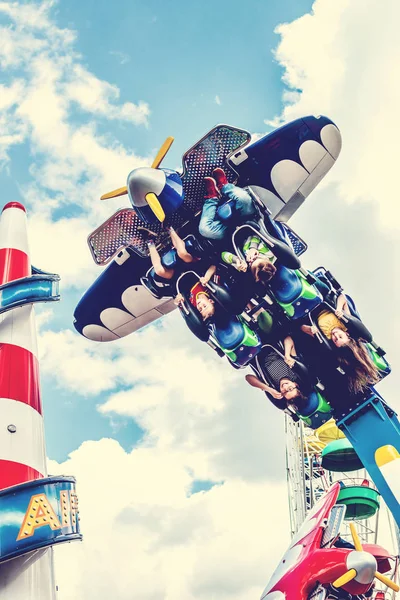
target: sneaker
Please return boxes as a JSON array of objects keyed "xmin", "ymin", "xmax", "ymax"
[
  {"xmin": 204, "ymin": 177, "xmax": 219, "ymax": 199},
  {"xmin": 212, "ymin": 167, "xmax": 228, "ymax": 190}
]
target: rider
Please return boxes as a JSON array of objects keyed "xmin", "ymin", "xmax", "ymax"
[
  {"xmin": 221, "ymin": 231, "xmax": 278, "ymax": 283},
  {"xmin": 189, "ymin": 282, "xmax": 216, "ymax": 322},
  {"xmin": 245, "ymin": 338, "xmax": 332, "ymax": 427},
  {"xmin": 198, "ymin": 168, "xmax": 257, "ymax": 241},
  {"xmin": 300, "ymin": 293, "xmax": 351, "ymax": 341},
  {"xmin": 300, "ymin": 295, "xmax": 381, "ymax": 395},
  {"xmin": 140, "ymin": 225, "xmax": 216, "ymax": 289},
  {"xmin": 178, "ymin": 280, "xmax": 265, "ymax": 365}
]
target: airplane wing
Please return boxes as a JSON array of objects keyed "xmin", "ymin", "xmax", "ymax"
[
  {"xmin": 230, "ymin": 115, "xmax": 341, "ymax": 222},
  {"xmin": 73, "ymin": 247, "xmax": 176, "ymax": 341}
]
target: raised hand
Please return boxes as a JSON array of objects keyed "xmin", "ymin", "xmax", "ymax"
[
  {"xmin": 235, "ymin": 259, "xmax": 248, "ymax": 272},
  {"xmin": 174, "ymin": 293, "xmax": 184, "ymax": 306},
  {"xmin": 246, "ymin": 248, "xmax": 259, "ymax": 263},
  {"xmin": 284, "ymin": 356, "xmax": 295, "ymax": 368}
]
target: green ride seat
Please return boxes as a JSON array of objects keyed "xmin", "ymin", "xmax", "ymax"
[
  {"xmin": 321, "ymin": 438, "xmax": 364, "ymax": 472},
  {"xmin": 337, "ymin": 485, "xmax": 381, "ymax": 520}
]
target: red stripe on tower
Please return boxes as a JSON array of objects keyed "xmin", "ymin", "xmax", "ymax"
[
  {"xmin": 0, "ymin": 344, "xmax": 41, "ymax": 412},
  {"xmin": 0, "ymin": 248, "xmax": 30, "ymax": 282},
  {"xmin": 0, "ymin": 461, "xmax": 42, "ymax": 490},
  {"xmin": 0, "ymin": 203, "xmax": 47, "ymax": 491}
]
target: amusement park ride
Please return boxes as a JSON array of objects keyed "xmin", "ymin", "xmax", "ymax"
[
  {"xmin": 73, "ymin": 115, "xmax": 400, "ymax": 599},
  {"xmin": 0, "ymin": 114, "xmax": 399, "ymax": 599}
]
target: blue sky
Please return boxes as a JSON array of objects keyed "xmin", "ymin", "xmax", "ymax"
[
  {"xmin": 1, "ymin": 0, "xmax": 399, "ymax": 598},
  {"xmin": 53, "ymin": 0, "xmax": 315, "ymax": 167},
  {"xmin": 3, "ymin": 0, "xmax": 316, "ymax": 463}
]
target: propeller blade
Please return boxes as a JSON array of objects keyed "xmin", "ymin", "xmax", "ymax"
[
  {"xmin": 349, "ymin": 522, "xmax": 363, "ymax": 552},
  {"xmin": 151, "ymin": 136, "xmax": 174, "ymax": 169},
  {"xmin": 100, "ymin": 186, "xmax": 128, "ymax": 201},
  {"xmin": 145, "ymin": 192, "xmax": 165, "ymax": 222},
  {"xmin": 100, "ymin": 136, "xmax": 173, "ymax": 201},
  {"xmin": 332, "ymin": 569, "xmax": 357, "ymax": 588},
  {"xmin": 374, "ymin": 571, "xmax": 400, "ymax": 592}
]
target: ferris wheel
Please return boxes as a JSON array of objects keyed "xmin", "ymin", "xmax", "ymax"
[{"xmin": 285, "ymin": 415, "xmax": 400, "ymax": 599}]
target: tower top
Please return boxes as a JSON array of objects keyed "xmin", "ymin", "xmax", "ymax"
[{"xmin": 2, "ymin": 202, "xmax": 26, "ymax": 213}]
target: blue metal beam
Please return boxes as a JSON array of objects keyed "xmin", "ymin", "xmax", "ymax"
[
  {"xmin": 338, "ymin": 394, "xmax": 400, "ymax": 528},
  {"xmin": 0, "ymin": 274, "xmax": 60, "ymax": 315}
]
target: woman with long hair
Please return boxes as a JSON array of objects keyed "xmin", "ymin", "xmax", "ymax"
[
  {"xmin": 301, "ymin": 294, "xmax": 380, "ymax": 394},
  {"xmin": 333, "ymin": 333, "xmax": 380, "ymax": 394}
]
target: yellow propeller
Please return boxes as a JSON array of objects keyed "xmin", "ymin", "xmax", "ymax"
[
  {"xmin": 332, "ymin": 522, "xmax": 399, "ymax": 592},
  {"xmin": 375, "ymin": 571, "xmax": 400, "ymax": 590},
  {"xmin": 100, "ymin": 136, "xmax": 174, "ymax": 201},
  {"xmin": 100, "ymin": 186, "xmax": 129, "ymax": 201},
  {"xmin": 349, "ymin": 522, "xmax": 363, "ymax": 552},
  {"xmin": 150, "ymin": 136, "xmax": 174, "ymax": 169},
  {"xmin": 333, "ymin": 569, "xmax": 357, "ymax": 588},
  {"xmin": 145, "ymin": 192, "xmax": 165, "ymax": 223}
]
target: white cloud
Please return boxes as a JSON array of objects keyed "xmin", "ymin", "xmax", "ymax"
[
  {"xmin": 65, "ymin": 65, "xmax": 149, "ymax": 125},
  {"xmin": 39, "ymin": 312, "xmax": 287, "ymax": 483},
  {"xmin": 215, "ymin": 94, "xmax": 221, "ymax": 105},
  {"xmin": 39, "ymin": 328, "xmax": 122, "ymax": 395},
  {"xmin": 0, "ymin": 0, "xmax": 151, "ymax": 290},
  {"xmin": 49, "ymin": 439, "xmax": 290, "ymax": 600},
  {"xmin": 270, "ymin": 0, "xmax": 400, "ymax": 230},
  {"xmin": 0, "ymin": 79, "xmax": 27, "ymax": 163}
]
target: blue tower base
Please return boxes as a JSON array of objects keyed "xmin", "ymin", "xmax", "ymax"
[{"xmin": 0, "ymin": 476, "xmax": 82, "ymax": 564}]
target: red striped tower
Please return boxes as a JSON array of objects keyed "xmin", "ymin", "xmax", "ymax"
[{"xmin": 0, "ymin": 202, "xmax": 56, "ymax": 599}]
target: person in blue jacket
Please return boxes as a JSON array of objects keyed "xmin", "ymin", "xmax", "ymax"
[{"xmin": 198, "ymin": 168, "xmax": 257, "ymax": 240}]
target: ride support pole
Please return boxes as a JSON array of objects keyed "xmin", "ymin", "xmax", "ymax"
[{"xmin": 337, "ymin": 394, "xmax": 400, "ymax": 529}]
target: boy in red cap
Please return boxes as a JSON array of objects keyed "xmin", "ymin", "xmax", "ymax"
[
  {"xmin": 189, "ymin": 281, "xmax": 216, "ymax": 321},
  {"xmin": 175, "ymin": 281, "xmax": 216, "ymax": 321}
]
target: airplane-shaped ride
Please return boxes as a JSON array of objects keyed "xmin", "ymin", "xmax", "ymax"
[
  {"xmin": 73, "ymin": 116, "xmax": 400, "ymax": 599},
  {"xmin": 261, "ymin": 482, "xmax": 399, "ymax": 600}
]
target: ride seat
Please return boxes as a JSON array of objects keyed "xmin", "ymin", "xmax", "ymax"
[
  {"xmin": 268, "ymin": 265, "xmax": 323, "ymax": 319},
  {"xmin": 270, "ymin": 265, "xmax": 303, "ymax": 303},
  {"xmin": 142, "ymin": 272, "xmax": 175, "ymax": 299},
  {"xmin": 183, "ymin": 233, "xmax": 213, "ymax": 258},
  {"xmin": 213, "ymin": 317, "xmax": 246, "ymax": 350},
  {"xmin": 161, "ymin": 248, "xmax": 178, "ymax": 269},
  {"xmin": 146, "ymin": 238, "xmax": 201, "ymax": 298},
  {"xmin": 213, "ymin": 315, "xmax": 261, "ymax": 367}
]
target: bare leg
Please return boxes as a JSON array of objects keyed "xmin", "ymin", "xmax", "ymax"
[
  {"xmin": 148, "ymin": 242, "xmax": 174, "ymax": 280},
  {"xmin": 169, "ymin": 227, "xmax": 195, "ymax": 263}
]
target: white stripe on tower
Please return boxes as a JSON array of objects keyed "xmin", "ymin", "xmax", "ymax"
[{"xmin": 0, "ymin": 202, "xmax": 47, "ymax": 490}]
